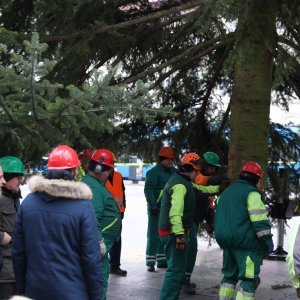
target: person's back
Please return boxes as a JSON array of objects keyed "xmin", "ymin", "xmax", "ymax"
[{"xmin": 12, "ymin": 145, "xmax": 103, "ymax": 300}]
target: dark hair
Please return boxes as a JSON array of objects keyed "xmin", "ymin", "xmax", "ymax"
[
  {"xmin": 159, "ymin": 156, "xmax": 168, "ymax": 162},
  {"xmin": 239, "ymin": 171, "xmax": 260, "ymax": 185},
  {"xmin": 3, "ymin": 173, "xmax": 21, "ymax": 182},
  {"xmin": 201, "ymin": 162, "xmax": 219, "ymax": 175},
  {"xmin": 178, "ymin": 164, "xmax": 195, "ymax": 173},
  {"xmin": 44, "ymin": 169, "xmax": 75, "ymax": 180}
]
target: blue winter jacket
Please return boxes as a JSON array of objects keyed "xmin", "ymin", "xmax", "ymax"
[{"xmin": 12, "ymin": 175, "xmax": 103, "ymax": 300}]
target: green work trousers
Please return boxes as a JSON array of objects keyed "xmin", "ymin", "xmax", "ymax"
[
  {"xmin": 183, "ymin": 222, "xmax": 199, "ymax": 284},
  {"xmin": 159, "ymin": 234, "xmax": 188, "ymax": 300},
  {"xmin": 101, "ymin": 225, "xmax": 121, "ymax": 300},
  {"xmin": 146, "ymin": 209, "xmax": 166, "ymax": 267},
  {"xmin": 219, "ymin": 248, "xmax": 262, "ymax": 300}
]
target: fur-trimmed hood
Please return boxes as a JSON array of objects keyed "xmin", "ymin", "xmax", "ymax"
[{"xmin": 28, "ymin": 175, "xmax": 92, "ymax": 200}]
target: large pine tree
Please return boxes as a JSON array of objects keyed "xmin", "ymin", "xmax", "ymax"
[{"xmin": 0, "ymin": 0, "xmax": 299, "ymax": 184}]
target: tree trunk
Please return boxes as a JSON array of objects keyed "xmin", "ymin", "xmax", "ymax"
[{"xmin": 228, "ymin": 0, "xmax": 278, "ymax": 183}]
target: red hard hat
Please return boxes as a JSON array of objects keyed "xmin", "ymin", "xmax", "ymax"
[
  {"xmin": 91, "ymin": 149, "xmax": 114, "ymax": 168},
  {"xmin": 48, "ymin": 145, "xmax": 81, "ymax": 169},
  {"xmin": 241, "ymin": 161, "xmax": 263, "ymax": 178},
  {"xmin": 158, "ymin": 146, "xmax": 175, "ymax": 159},
  {"xmin": 181, "ymin": 153, "xmax": 201, "ymax": 171}
]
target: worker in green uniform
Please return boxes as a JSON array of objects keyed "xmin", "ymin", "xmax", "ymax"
[
  {"xmin": 183, "ymin": 151, "xmax": 223, "ymax": 294},
  {"xmin": 158, "ymin": 153, "xmax": 219, "ymax": 300},
  {"xmin": 144, "ymin": 146, "xmax": 177, "ymax": 272},
  {"xmin": 215, "ymin": 162, "xmax": 273, "ymax": 300},
  {"xmin": 82, "ymin": 149, "xmax": 121, "ymax": 300}
]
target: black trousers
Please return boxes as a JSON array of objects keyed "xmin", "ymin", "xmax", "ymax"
[
  {"xmin": 109, "ymin": 236, "xmax": 122, "ymax": 270},
  {"xmin": 0, "ymin": 282, "xmax": 16, "ymax": 299}
]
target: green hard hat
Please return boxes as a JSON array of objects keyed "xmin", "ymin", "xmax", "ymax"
[
  {"xmin": 0, "ymin": 156, "xmax": 24, "ymax": 174},
  {"xmin": 203, "ymin": 152, "xmax": 221, "ymax": 167}
]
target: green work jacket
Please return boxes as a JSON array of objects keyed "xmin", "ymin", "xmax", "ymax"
[
  {"xmin": 82, "ymin": 174, "xmax": 121, "ymax": 240},
  {"xmin": 215, "ymin": 179, "xmax": 272, "ymax": 255},
  {"xmin": 144, "ymin": 163, "xmax": 176, "ymax": 208},
  {"xmin": 158, "ymin": 172, "xmax": 196, "ymax": 235}
]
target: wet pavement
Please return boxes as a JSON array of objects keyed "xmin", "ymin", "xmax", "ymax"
[
  {"xmin": 106, "ymin": 181, "xmax": 298, "ymax": 300},
  {"xmin": 21, "ymin": 180, "xmax": 298, "ymax": 299}
]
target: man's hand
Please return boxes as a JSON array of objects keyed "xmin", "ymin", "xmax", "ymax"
[
  {"xmin": 175, "ymin": 235, "xmax": 186, "ymax": 251},
  {"xmin": 150, "ymin": 205, "xmax": 159, "ymax": 217},
  {"xmin": 100, "ymin": 240, "xmax": 106, "ymax": 256},
  {"xmin": 1, "ymin": 232, "xmax": 12, "ymax": 245}
]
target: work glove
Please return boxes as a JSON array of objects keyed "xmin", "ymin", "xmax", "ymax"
[
  {"xmin": 1, "ymin": 232, "xmax": 12, "ymax": 246},
  {"xmin": 175, "ymin": 234, "xmax": 186, "ymax": 251},
  {"xmin": 100, "ymin": 239, "xmax": 106, "ymax": 256},
  {"xmin": 150, "ymin": 205, "xmax": 159, "ymax": 217}
]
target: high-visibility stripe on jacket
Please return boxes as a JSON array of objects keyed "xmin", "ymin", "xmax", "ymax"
[
  {"xmin": 106, "ymin": 171, "xmax": 125, "ymax": 212},
  {"xmin": 215, "ymin": 179, "xmax": 272, "ymax": 254}
]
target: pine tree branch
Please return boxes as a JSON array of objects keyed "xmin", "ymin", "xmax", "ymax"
[
  {"xmin": 30, "ymin": 51, "xmax": 39, "ymax": 122},
  {"xmin": 285, "ymin": 75, "xmax": 300, "ymax": 99},
  {"xmin": 216, "ymin": 100, "xmax": 231, "ymax": 140},
  {"xmin": 198, "ymin": 44, "xmax": 232, "ymax": 119},
  {"xmin": 42, "ymin": 0, "xmax": 205, "ymax": 43},
  {"xmin": 278, "ymin": 36, "xmax": 300, "ymax": 52},
  {"xmin": 0, "ymin": 95, "xmax": 19, "ymax": 125},
  {"xmin": 119, "ymin": 33, "xmax": 235, "ymax": 85},
  {"xmin": 117, "ymin": 19, "xmax": 197, "ymax": 83},
  {"xmin": 150, "ymin": 42, "xmax": 231, "ymax": 90},
  {"xmin": 277, "ymin": 44, "xmax": 300, "ymax": 99}
]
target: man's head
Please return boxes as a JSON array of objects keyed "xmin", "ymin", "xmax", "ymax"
[
  {"xmin": 179, "ymin": 152, "xmax": 201, "ymax": 181},
  {"xmin": 78, "ymin": 149, "xmax": 93, "ymax": 173},
  {"xmin": 158, "ymin": 146, "xmax": 175, "ymax": 169},
  {"xmin": 46, "ymin": 145, "xmax": 81, "ymax": 180},
  {"xmin": 0, "ymin": 156, "xmax": 24, "ymax": 192},
  {"xmin": 201, "ymin": 152, "xmax": 220, "ymax": 176},
  {"xmin": 0, "ymin": 166, "xmax": 6, "ymax": 188},
  {"xmin": 88, "ymin": 149, "xmax": 115, "ymax": 183},
  {"xmin": 239, "ymin": 161, "xmax": 263, "ymax": 187}
]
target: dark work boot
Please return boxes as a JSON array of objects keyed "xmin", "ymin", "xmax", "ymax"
[
  {"xmin": 110, "ymin": 267, "xmax": 127, "ymax": 276},
  {"xmin": 147, "ymin": 265, "xmax": 155, "ymax": 272},
  {"xmin": 157, "ymin": 263, "xmax": 167, "ymax": 269},
  {"xmin": 182, "ymin": 283, "xmax": 196, "ymax": 295}
]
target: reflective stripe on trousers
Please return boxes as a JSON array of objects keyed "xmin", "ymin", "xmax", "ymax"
[
  {"xmin": 219, "ymin": 283, "xmax": 235, "ymax": 300},
  {"xmin": 236, "ymin": 288, "xmax": 254, "ymax": 300}
]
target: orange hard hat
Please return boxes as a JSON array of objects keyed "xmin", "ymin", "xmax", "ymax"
[
  {"xmin": 91, "ymin": 149, "xmax": 115, "ymax": 168},
  {"xmin": 181, "ymin": 153, "xmax": 201, "ymax": 171},
  {"xmin": 158, "ymin": 146, "xmax": 175, "ymax": 159},
  {"xmin": 241, "ymin": 161, "xmax": 263, "ymax": 178},
  {"xmin": 47, "ymin": 145, "xmax": 81, "ymax": 169}
]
